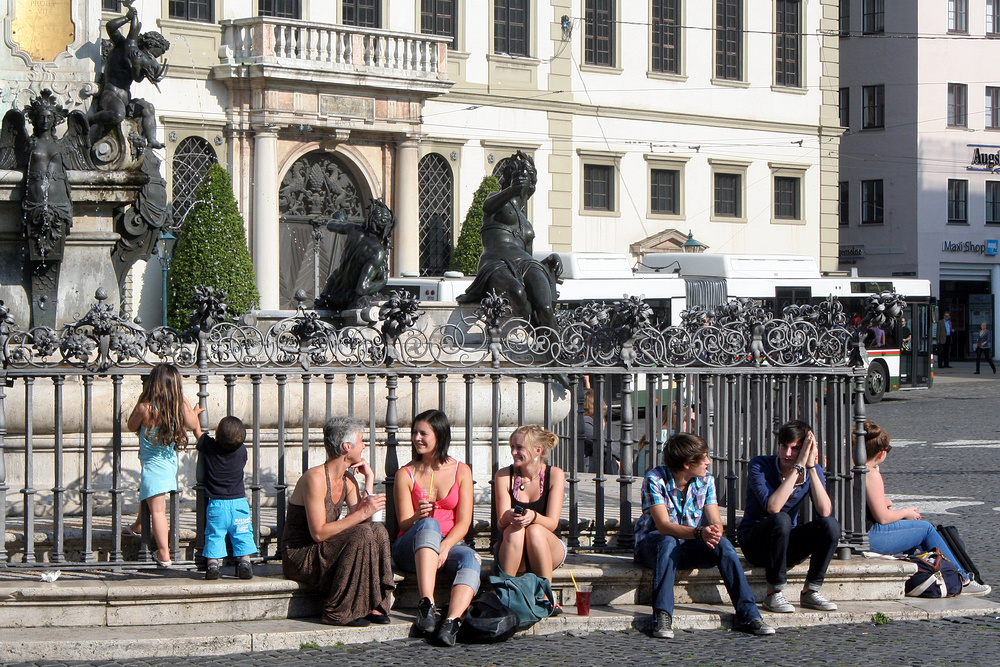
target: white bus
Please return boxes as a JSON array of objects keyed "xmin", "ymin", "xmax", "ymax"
[{"xmin": 388, "ymin": 252, "xmax": 935, "ymax": 402}]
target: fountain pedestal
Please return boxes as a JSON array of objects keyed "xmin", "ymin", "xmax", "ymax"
[{"xmin": 0, "ymin": 169, "xmax": 144, "ymax": 329}]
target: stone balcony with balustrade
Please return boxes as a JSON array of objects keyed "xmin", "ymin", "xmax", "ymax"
[{"xmin": 214, "ymin": 17, "xmax": 454, "ymax": 96}]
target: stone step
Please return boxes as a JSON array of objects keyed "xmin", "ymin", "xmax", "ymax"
[
  {"xmin": 4, "ymin": 597, "xmax": 1000, "ymax": 663},
  {"xmin": 0, "ymin": 552, "xmax": 915, "ymax": 629}
]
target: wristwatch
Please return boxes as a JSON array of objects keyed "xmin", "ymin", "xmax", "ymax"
[{"xmin": 792, "ymin": 464, "xmax": 806, "ymax": 476}]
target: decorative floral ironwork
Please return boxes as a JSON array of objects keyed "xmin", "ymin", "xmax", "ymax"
[{"xmin": 0, "ymin": 285, "xmax": 904, "ymax": 371}]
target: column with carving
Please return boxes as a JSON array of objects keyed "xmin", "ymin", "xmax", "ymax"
[
  {"xmin": 253, "ymin": 129, "xmax": 280, "ymax": 310},
  {"xmin": 394, "ymin": 138, "xmax": 420, "ymax": 276}
]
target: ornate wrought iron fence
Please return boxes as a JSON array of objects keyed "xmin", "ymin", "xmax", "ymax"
[{"xmin": 0, "ymin": 287, "xmax": 885, "ymax": 568}]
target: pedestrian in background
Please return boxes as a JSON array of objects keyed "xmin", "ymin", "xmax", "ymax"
[
  {"xmin": 936, "ymin": 311, "xmax": 952, "ymax": 368},
  {"xmin": 974, "ymin": 322, "xmax": 996, "ymax": 374}
]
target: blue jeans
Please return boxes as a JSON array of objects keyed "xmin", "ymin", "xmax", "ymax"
[
  {"xmin": 635, "ymin": 533, "xmax": 760, "ymax": 624},
  {"xmin": 868, "ymin": 520, "xmax": 968, "ymax": 579},
  {"xmin": 392, "ymin": 518, "xmax": 481, "ymax": 593}
]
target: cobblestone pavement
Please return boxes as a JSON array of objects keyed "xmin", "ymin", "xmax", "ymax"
[
  {"xmin": 9, "ymin": 618, "xmax": 1000, "ymax": 667},
  {"xmin": 17, "ymin": 363, "xmax": 1000, "ymax": 666}
]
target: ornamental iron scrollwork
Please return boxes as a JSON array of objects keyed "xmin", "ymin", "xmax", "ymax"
[{"xmin": 0, "ymin": 287, "xmax": 904, "ymax": 372}]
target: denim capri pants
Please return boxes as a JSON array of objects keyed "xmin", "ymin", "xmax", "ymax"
[{"xmin": 391, "ymin": 517, "xmax": 481, "ymax": 592}]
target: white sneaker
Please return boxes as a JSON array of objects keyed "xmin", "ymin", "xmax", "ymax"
[
  {"xmin": 800, "ymin": 590, "xmax": 838, "ymax": 611},
  {"xmin": 964, "ymin": 579, "xmax": 992, "ymax": 596},
  {"xmin": 763, "ymin": 591, "xmax": 794, "ymax": 613}
]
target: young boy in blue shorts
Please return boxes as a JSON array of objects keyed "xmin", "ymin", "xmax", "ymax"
[{"xmin": 195, "ymin": 415, "xmax": 256, "ymax": 580}]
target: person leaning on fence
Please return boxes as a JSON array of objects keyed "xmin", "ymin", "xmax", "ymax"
[
  {"xmin": 392, "ymin": 409, "xmax": 480, "ymax": 647},
  {"xmin": 123, "ymin": 363, "xmax": 204, "ymax": 568},
  {"xmin": 494, "ymin": 425, "xmax": 567, "ymax": 586},
  {"xmin": 862, "ymin": 420, "xmax": 990, "ymax": 595},
  {"xmin": 633, "ymin": 433, "xmax": 775, "ymax": 639},
  {"xmin": 194, "ymin": 415, "xmax": 256, "ymax": 580},
  {"xmin": 736, "ymin": 420, "xmax": 840, "ymax": 614},
  {"xmin": 281, "ymin": 417, "xmax": 394, "ymax": 627}
]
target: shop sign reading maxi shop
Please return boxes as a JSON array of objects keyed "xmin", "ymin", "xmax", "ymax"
[
  {"xmin": 968, "ymin": 144, "xmax": 1000, "ymax": 172},
  {"xmin": 942, "ymin": 239, "xmax": 999, "ymax": 256}
]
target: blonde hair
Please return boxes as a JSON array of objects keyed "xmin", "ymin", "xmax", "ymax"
[{"xmin": 511, "ymin": 424, "xmax": 559, "ymax": 462}]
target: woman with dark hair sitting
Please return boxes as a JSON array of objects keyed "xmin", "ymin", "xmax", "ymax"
[
  {"xmin": 862, "ymin": 420, "xmax": 990, "ymax": 595},
  {"xmin": 392, "ymin": 409, "xmax": 479, "ymax": 646}
]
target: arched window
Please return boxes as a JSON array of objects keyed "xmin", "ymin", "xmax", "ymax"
[
  {"xmin": 418, "ymin": 153, "xmax": 454, "ymax": 277},
  {"xmin": 279, "ymin": 152, "xmax": 366, "ymax": 309},
  {"xmin": 170, "ymin": 136, "xmax": 218, "ymax": 228}
]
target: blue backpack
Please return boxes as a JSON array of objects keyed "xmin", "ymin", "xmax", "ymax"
[
  {"xmin": 489, "ymin": 567, "xmax": 555, "ymax": 630},
  {"xmin": 903, "ymin": 549, "xmax": 962, "ymax": 598}
]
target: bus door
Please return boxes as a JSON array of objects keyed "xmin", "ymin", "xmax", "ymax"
[{"xmin": 902, "ymin": 299, "xmax": 933, "ymax": 387}]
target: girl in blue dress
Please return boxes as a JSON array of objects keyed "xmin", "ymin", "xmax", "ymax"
[{"xmin": 124, "ymin": 364, "xmax": 203, "ymax": 566}]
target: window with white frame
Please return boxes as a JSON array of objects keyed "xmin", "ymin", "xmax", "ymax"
[
  {"xmin": 989, "ymin": 0, "xmax": 1000, "ymax": 35},
  {"xmin": 651, "ymin": 0, "xmax": 681, "ymax": 74},
  {"xmin": 948, "ymin": 179, "xmax": 968, "ymax": 223},
  {"xmin": 861, "ymin": 179, "xmax": 883, "ymax": 224},
  {"xmin": 715, "ymin": 0, "xmax": 743, "ymax": 81},
  {"xmin": 948, "ymin": 83, "xmax": 968, "ymax": 127},
  {"xmin": 862, "ymin": 84, "xmax": 884, "ymax": 129},
  {"xmin": 775, "ymin": 0, "xmax": 801, "ymax": 88},
  {"xmin": 343, "ymin": 0, "xmax": 380, "ymax": 27},
  {"xmin": 862, "ymin": 0, "xmax": 884, "ymax": 34},
  {"xmin": 987, "ymin": 87, "xmax": 1000, "ymax": 129},
  {"xmin": 948, "ymin": 0, "xmax": 968, "ymax": 33}
]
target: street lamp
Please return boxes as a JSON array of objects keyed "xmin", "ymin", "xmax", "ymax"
[
  {"xmin": 157, "ymin": 229, "xmax": 177, "ymax": 326},
  {"xmin": 682, "ymin": 231, "xmax": 707, "ymax": 253}
]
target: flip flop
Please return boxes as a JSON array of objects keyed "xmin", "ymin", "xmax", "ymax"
[
  {"xmin": 121, "ymin": 526, "xmax": 140, "ymax": 538},
  {"xmin": 153, "ymin": 553, "xmax": 172, "ymax": 568}
]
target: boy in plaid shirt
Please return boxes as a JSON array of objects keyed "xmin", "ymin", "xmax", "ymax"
[{"xmin": 634, "ymin": 433, "xmax": 773, "ymax": 639}]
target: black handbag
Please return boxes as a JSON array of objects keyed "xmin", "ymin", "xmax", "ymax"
[{"xmin": 456, "ymin": 591, "xmax": 520, "ymax": 644}]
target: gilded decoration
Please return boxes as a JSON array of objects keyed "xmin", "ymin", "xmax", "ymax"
[{"xmin": 11, "ymin": 0, "xmax": 75, "ymax": 62}]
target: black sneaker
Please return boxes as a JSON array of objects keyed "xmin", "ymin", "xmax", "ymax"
[
  {"xmin": 205, "ymin": 562, "xmax": 220, "ymax": 580},
  {"xmin": 434, "ymin": 617, "xmax": 461, "ymax": 647},
  {"xmin": 652, "ymin": 610, "xmax": 674, "ymax": 639},
  {"xmin": 736, "ymin": 617, "xmax": 776, "ymax": 636},
  {"xmin": 237, "ymin": 561, "xmax": 253, "ymax": 580},
  {"xmin": 413, "ymin": 597, "xmax": 436, "ymax": 636}
]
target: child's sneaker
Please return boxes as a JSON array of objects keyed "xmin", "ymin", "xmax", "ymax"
[
  {"xmin": 205, "ymin": 559, "xmax": 220, "ymax": 580},
  {"xmin": 237, "ymin": 560, "xmax": 253, "ymax": 580}
]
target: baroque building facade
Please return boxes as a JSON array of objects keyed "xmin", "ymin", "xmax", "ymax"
[{"xmin": 2, "ymin": 1, "xmax": 841, "ymax": 323}]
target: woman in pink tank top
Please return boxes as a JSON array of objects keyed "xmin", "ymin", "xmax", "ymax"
[{"xmin": 392, "ymin": 409, "xmax": 480, "ymax": 647}]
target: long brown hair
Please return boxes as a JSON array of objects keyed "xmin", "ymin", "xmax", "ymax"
[{"xmin": 137, "ymin": 364, "xmax": 189, "ymax": 450}]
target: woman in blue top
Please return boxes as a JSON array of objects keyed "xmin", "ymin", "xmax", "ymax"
[
  {"xmin": 124, "ymin": 364, "xmax": 203, "ymax": 567},
  {"xmin": 737, "ymin": 420, "xmax": 840, "ymax": 614}
]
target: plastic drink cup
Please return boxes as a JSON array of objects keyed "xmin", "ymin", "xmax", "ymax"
[{"xmin": 576, "ymin": 585, "xmax": 593, "ymax": 616}]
